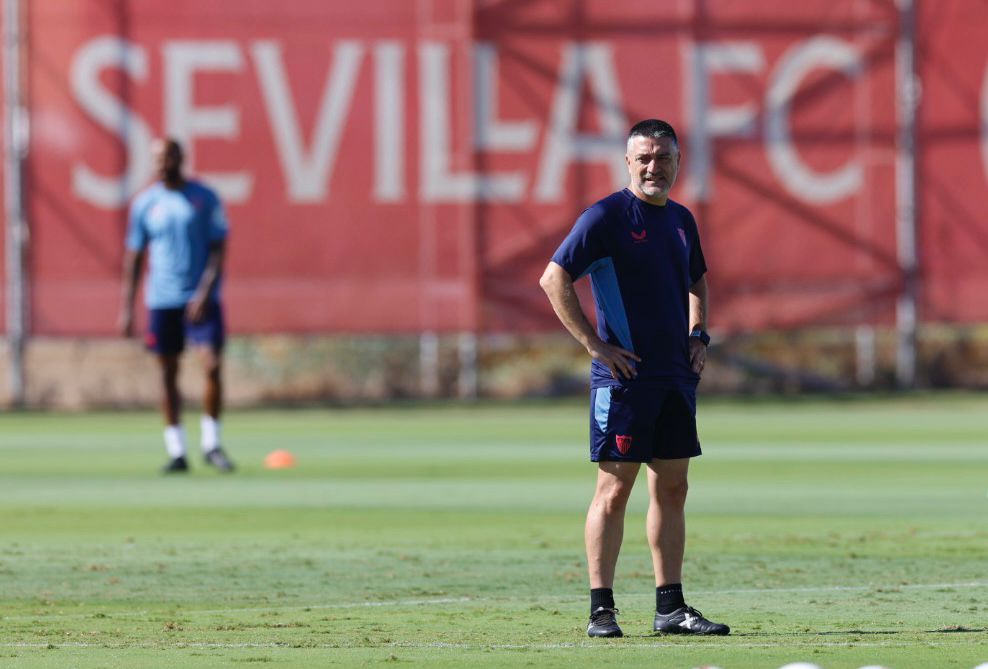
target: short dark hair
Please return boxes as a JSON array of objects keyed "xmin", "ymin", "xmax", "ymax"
[{"xmin": 628, "ymin": 119, "xmax": 678, "ymax": 147}]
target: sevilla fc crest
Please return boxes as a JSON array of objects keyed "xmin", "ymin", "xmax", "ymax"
[{"xmin": 615, "ymin": 435, "xmax": 633, "ymax": 455}]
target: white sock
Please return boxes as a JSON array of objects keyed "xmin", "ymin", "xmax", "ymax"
[
  {"xmin": 163, "ymin": 425, "xmax": 186, "ymax": 459},
  {"xmin": 201, "ymin": 415, "xmax": 221, "ymax": 453}
]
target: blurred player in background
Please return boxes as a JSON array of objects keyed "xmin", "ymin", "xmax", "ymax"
[
  {"xmin": 119, "ymin": 138, "xmax": 235, "ymax": 474},
  {"xmin": 540, "ymin": 119, "xmax": 728, "ymax": 638}
]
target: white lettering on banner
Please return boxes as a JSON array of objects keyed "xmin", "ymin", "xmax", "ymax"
[
  {"xmin": 534, "ymin": 42, "xmax": 627, "ymax": 201},
  {"xmin": 163, "ymin": 41, "xmax": 252, "ymax": 203},
  {"xmin": 68, "ymin": 34, "xmax": 893, "ymax": 211},
  {"xmin": 981, "ymin": 64, "xmax": 988, "ymax": 184},
  {"xmin": 765, "ymin": 36, "xmax": 864, "ymax": 203},
  {"xmin": 252, "ymin": 40, "xmax": 364, "ymax": 203},
  {"xmin": 685, "ymin": 41, "xmax": 764, "ymax": 202},
  {"xmin": 374, "ymin": 41, "xmax": 405, "ymax": 202},
  {"xmin": 474, "ymin": 43, "xmax": 537, "ymax": 151},
  {"xmin": 420, "ymin": 41, "xmax": 524, "ymax": 202},
  {"xmin": 70, "ymin": 36, "xmax": 153, "ymax": 208}
]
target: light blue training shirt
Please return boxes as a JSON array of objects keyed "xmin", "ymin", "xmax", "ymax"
[{"xmin": 126, "ymin": 180, "xmax": 229, "ymax": 309}]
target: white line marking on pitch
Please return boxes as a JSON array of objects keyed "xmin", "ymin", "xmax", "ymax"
[
  {"xmin": 0, "ymin": 640, "xmax": 976, "ymax": 651},
  {"xmin": 3, "ymin": 582, "xmax": 986, "ymax": 622}
]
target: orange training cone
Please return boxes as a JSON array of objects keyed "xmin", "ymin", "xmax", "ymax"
[{"xmin": 264, "ymin": 449, "xmax": 297, "ymax": 469}]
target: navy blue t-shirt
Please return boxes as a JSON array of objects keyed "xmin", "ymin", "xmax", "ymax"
[{"xmin": 551, "ymin": 189, "xmax": 707, "ymax": 389}]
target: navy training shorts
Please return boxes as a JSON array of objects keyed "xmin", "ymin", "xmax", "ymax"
[
  {"xmin": 145, "ymin": 302, "xmax": 225, "ymax": 355},
  {"xmin": 590, "ymin": 385, "xmax": 702, "ymax": 462}
]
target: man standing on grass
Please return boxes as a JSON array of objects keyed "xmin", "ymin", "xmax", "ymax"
[
  {"xmin": 539, "ymin": 119, "xmax": 729, "ymax": 638},
  {"xmin": 119, "ymin": 137, "xmax": 235, "ymax": 474}
]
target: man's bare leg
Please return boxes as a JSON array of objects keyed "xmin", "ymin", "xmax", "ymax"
[
  {"xmin": 196, "ymin": 345, "xmax": 233, "ymax": 471},
  {"xmin": 645, "ymin": 457, "xmax": 689, "ymax": 586},
  {"xmin": 157, "ymin": 354, "xmax": 188, "ymax": 472},
  {"xmin": 585, "ymin": 460, "xmax": 640, "ymax": 637}
]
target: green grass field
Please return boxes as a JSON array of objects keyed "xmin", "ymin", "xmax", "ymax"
[{"xmin": 1, "ymin": 394, "xmax": 986, "ymax": 669}]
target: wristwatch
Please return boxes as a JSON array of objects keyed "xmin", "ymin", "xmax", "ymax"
[{"xmin": 690, "ymin": 329, "xmax": 711, "ymax": 346}]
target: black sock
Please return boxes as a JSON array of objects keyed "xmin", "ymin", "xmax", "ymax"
[
  {"xmin": 656, "ymin": 583, "xmax": 685, "ymax": 614},
  {"xmin": 590, "ymin": 588, "xmax": 614, "ymax": 614}
]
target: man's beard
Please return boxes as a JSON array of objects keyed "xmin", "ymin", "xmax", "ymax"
[{"xmin": 640, "ymin": 179, "xmax": 668, "ymax": 197}]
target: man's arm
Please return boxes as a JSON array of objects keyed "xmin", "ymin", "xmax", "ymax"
[
  {"xmin": 119, "ymin": 248, "xmax": 145, "ymax": 337},
  {"xmin": 539, "ymin": 261, "xmax": 640, "ymax": 380},
  {"xmin": 187, "ymin": 239, "xmax": 226, "ymax": 323},
  {"xmin": 688, "ymin": 275, "xmax": 709, "ymax": 375}
]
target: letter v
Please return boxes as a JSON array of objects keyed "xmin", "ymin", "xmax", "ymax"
[{"xmin": 252, "ymin": 40, "xmax": 364, "ymax": 203}]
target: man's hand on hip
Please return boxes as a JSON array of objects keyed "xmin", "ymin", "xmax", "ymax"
[
  {"xmin": 688, "ymin": 337, "xmax": 707, "ymax": 375},
  {"xmin": 588, "ymin": 341, "xmax": 641, "ymax": 380}
]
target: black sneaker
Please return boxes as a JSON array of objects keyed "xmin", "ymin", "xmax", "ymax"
[
  {"xmin": 204, "ymin": 447, "xmax": 235, "ymax": 472},
  {"xmin": 587, "ymin": 606, "xmax": 623, "ymax": 638},
  {"xmin": 653, "ymin": 606, "xmax": 730, "ymax": 635},
  {"xmin": 162, "ymin": 456, "xmax": 189, "ymax": 473}
]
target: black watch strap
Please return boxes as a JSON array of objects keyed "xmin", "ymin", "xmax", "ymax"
[{"xmin": 690, "ymin": 329, "xmax": 711, "ymax": 346}]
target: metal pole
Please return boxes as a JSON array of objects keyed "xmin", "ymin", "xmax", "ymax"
[
  {"xmin": 461, "ymin": 0, "xmax": 480, "ymax": 401},
  {"xmin": 894, "ymin": 0, "xmax": 919, "ymax": 389},
  {"xmin": 419, "ymin": 331, "xmax": 440, "ymax": 397},
  {"xmin": 854, "ymin": 325, "xmax": 876, "ymax": 388},
  {"xmin": 4, "ymin": 0, "xmax": 27, "ymax": 407},
  {"xmin": 457, "ymin": 332, "xmax": 477, "ymax": 399}
]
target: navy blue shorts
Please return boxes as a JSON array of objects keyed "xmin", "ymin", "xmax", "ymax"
[
  {"xmin": 590, "ymin": 385, "xmax": 702, "ymax": 462},
  {"xmin": 145, "ymin": 302, "xmax": 225, "ymax": 355}
]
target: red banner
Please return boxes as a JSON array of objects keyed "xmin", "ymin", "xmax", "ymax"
[
  {"xmin": 10, "ymin": 0, "xmax": 988, "ymax": 335},
  {"xmin": 917, "ymin": 1, "xmax": 988, "ymax": 323}
]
